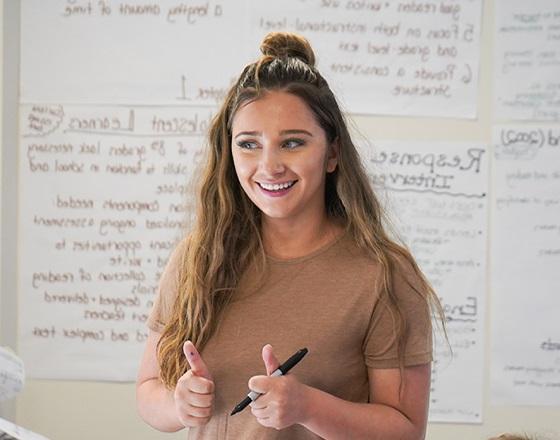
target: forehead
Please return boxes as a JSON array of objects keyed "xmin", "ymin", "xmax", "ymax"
[{"xmin": 231, "ymin": 91, "xmax": 322, "ymax": 132}]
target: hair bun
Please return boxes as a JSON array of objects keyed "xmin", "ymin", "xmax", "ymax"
[{"xmin": 260, "ymin": 32, "xmax": 316, "ymax": 67}]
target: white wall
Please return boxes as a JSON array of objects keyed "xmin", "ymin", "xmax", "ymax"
[
  {"xmin": 0, "ymin": 0, "xmax": 4, "ymax": 338},
  {"xmin": 0, "ymin": 0, "xmax": 13, "ymax": 422},
  {"xmin": 6, "ymin": 0, "xmax": 560, "ymax": 439}
]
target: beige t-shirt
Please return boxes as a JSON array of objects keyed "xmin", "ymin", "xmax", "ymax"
[{"xmin": 148, "ymin": 232, "xmax": 433, "ymax": 439}]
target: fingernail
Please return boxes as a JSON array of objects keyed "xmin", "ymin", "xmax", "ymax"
[{"xmin": 185, "ymin": 341, "xmax": 195, "ymax": 358}]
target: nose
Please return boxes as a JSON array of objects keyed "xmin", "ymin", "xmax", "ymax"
[{"xmin": 260, "ymin": 147, "xmax": 285, "ymax": 177}]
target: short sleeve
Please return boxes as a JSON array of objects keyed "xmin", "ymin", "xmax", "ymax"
[
  {"xmin": 146, "ymin": 241, "xmax": 185, "ymax": 333},
  {"xmin": 363, "ymin": 257, "xmax": 433, "ymax": 369}
]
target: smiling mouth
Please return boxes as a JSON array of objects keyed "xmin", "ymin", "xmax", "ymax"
[{"xmin": 257, "ymin": 180, "xmax": 297, "ymax": 191}]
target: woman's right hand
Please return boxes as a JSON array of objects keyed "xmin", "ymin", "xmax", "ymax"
[{"xmin": 174, "ymin": 341, "xmax": 215, "ymax": 427}]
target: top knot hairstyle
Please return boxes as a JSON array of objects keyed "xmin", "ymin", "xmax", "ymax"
[
  {"xmin": 156, "ymin": 32, "xmax": 445, "ymax": 390},
  {"xmin": 259, "ymin": 32, "xmax": 316, "ymax": 66}
]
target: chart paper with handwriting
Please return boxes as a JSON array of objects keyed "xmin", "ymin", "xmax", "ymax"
[
  {"xmin": 490, "ymin": 125, "xmax": 560, "ymax": 405},
  {"xmin": 20, "ymin": 0, "xmax": 252, "ymax": 106},
  {"xmin": 359, "ymin": 140, "xmax": 488, "ymax": 423},
  {"xmin": 249, "ymin": 0, "xmax": 482, "ymax": 118},
  {"xmin": 18, "ymin": 104, "xmax": 206, "ymax": 380},
  {"xmin": 21, "ymin": 0, "xmax": 482, "ymax": 118},
  {"xmin": 494, "ymin": 0, "xmax": 560, "ymax": 121}
]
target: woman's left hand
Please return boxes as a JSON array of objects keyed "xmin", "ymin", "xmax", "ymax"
[{"xmin": 248, "ymin": 344, "xmax": 310, "ymax": 430}]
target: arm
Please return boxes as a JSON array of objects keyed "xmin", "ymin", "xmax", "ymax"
[
  {"xmin": 250, "ymin": 352, "xmax": 431, "ymax": 440},
  {"xmin": 300, "ymin": 364, "xmax": 431, "ymax": 440},
  {"xmin": 136, "ymin": 330, "xmax": 184, "ymax": 432},
  {"xmin": 136, "ymin": 331, "xmax": 215, "ymax": 432}
]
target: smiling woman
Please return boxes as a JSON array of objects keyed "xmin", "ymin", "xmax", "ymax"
[{"xmin": 136, "ymin": 31, "xmax": 444, "ymax": 439}]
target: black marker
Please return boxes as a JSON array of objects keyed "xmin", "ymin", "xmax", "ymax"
[{"xmin": 230, "ymin": 347, "xmax": 308, "ymax": 416}]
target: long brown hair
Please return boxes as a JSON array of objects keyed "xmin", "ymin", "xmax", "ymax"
[{"xmin": 157, "ymin": 32, "xmax": 444, "ymax": 388}]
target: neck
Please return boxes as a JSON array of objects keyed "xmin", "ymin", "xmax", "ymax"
[{"xmin": 261, "ymin": 214, "xmax": 341, "ymax": 260}]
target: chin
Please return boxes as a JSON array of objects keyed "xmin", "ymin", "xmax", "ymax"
[
  {"xmin": 257, "ymin": 205, "xmax": 296, "ymax": 220},
  {"xmin": 259, "ymin": 210, "xmax": 291, "ymax": 220}
]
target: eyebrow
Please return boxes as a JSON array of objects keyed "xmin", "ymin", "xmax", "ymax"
[{"xmin": 233, "ymin": 129, "xmax": 314, "ymax": 140}]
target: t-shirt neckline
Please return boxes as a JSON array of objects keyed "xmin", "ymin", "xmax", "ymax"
[{"xmin": 266, "ymin": 230, "xmax": 348, "ymax": 265}]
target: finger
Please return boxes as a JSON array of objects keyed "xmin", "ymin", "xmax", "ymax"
[
  {"xmin": 250, "ymin": 400, "xmax": 271, "ymax": 417},
  {"xmin": 188, "ymin": 391, "xmax": 214, "ymax": 409},
  {"xmin": 250, "ymin": 405, "xmax": 269, "ymax": 418},
  {"xmin": 184, "ymin": 341, "xmax": 212, "ymax": 380},
  {"xmin": 187, "ymin": 374, "xmax": 215, "ymax": 394},
  {"xmin": 262, "ymin": 344, "xmax": 280, "ymax": 376},
  {"xmin": 185, "ymin": 403, "xmax": 213, "ymax": 419},
  {"xmin": 248, "ymin": 375, "xmax": 271, "ymax": 394},
  {"xmin": 249, "ymin": 399, "xmax": 268, "ymax": 411}
]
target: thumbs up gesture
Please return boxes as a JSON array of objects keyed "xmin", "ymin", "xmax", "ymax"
[
  {"xmin": 248, "ymin": 344, "xmax": 309, "ymax": 430},
  {"xmin": 174, "ymin": 341, "xmax": 215, "ymax": 427}
]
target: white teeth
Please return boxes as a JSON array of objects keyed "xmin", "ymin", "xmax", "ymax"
[{"xmin": 259, "ymin": 181, "xmax": 295, "ymax": 191}]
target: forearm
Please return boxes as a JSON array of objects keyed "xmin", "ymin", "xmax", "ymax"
[
  {"xmin": 137, "ymin": 378, "xmax": 184, "ymax": 432},
  {"xmin": 300, "ymin": 385, "xmax": 425, "ymax": 440}
]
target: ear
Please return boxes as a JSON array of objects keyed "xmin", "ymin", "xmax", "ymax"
[{"xmin": 326, "ymin": 138, "xmax": 339, "ymax": 173}]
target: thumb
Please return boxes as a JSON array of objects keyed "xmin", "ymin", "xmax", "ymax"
[
  {"xmin": 183, "ymin": 340, "xmax": 212, "ymax": 380},
  {"xmin": 262, "ymin": 344, "xmax": 281, "ymax": 376}
]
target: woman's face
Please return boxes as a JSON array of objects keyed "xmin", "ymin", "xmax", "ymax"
[{"xmin": 230, "ymin": 91, "xmax": 337, "ymax": 225}]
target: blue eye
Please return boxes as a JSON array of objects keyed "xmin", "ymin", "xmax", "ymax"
[
  {"xmin": 283, "ymin": 139, "xmax": 304, "ymax": 149},
  {"xmin": 236, "ymin": 141, "xmax": 258, "ymax": 150}
]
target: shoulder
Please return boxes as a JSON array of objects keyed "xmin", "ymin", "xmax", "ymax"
[
  {"xmin": 337, "ymin": 233, "xmax": 429, "ymax": 301},
  {"xmin": 329, "ymin": 231, "xmax": 380, "ymax": 268},
  {"xmin": 387, "ymin": 248, "xmax": 428, "ymax": 297},
  {"xmin": 146, "ymin": 237, "xmax": 189, "ymax": 332},
  {"xmin": 332, "ymin": 232, "xmax": 420, "ymax": 278},
  {"xmin": 161, "ymin": 237, "xmax": 188, "ymax": 286}
]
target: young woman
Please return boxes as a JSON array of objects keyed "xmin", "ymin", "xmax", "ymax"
[{"xmin": 137, "ymin": 32, "xmax": 442, "ymax": 439}]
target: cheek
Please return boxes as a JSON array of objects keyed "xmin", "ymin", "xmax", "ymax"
[
  {"xmin": 232, "ymin": 154, "xmax": 253, "ymax": 184},
  {"xmin": 302, "ymin": 156, "xmax": 329, "ymax": 182}
]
